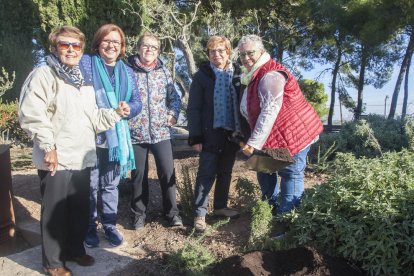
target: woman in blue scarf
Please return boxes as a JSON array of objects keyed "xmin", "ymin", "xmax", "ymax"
[
  {"xmin": 187, "ymin": 36, "xmax": 243, "ymax": 232},
  {"xmin": 80, "ymin": 24, "xmax": 142, "ymax": 248}
]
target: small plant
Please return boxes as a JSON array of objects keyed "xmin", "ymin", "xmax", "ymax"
[
  {"xmin": 0, "ymin": 67, "xmax": 15, "ymax": 99},
  {"xmin": 403, "ymin": 117, "xmax": 414, "ymax": 151},
  {"xmin": 0, "ymin": 100, "xmax": 30, "ymax": 144},
  {"xmin": 167, "ymin": 219, "xmax": 229, "ymax": 275},
  {"xmin": 235, "ymin": 177, "xmax": 260, "ymax": 210},
  {"xmin": 246, "ymin": 199, "xmax": 273, "ymax": 250},
  {"xmin": 310, "ymin": 141, "xmax": 337, "ymax": 173},
  {"xmin": 176, "ymin": 164, "xmax": 196, "ymax": 220},
  {"xmin": 354, "ymin": 120, "xmax": 383, "ymax": 156}
]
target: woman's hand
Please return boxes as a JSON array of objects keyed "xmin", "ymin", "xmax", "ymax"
[
  {"xmin": 167, "ymin": 115, "xmax": 176, "ymax": 127},
  {"xmin": 242, "ymin": 144, "xmax": 255, "ymax": 156},
  {"xmin": 192, "ymin": 143, "xmax": 202, "ymax": 153},
  {"xmin": 115, "ymin": 101, "xmax": 130, "ymax": 118},
  {"xmin": 44, "ymin": 149, "xmax": 58, "ymax": 176}
]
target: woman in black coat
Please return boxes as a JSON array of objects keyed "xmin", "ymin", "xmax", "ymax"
[{"xmin": 187, "ymin": 35, "xmax": 243, "ymax": 232}]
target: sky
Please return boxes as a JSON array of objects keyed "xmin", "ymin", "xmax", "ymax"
[{"xmin": 301, "ymin": 61, "xmax": 414, "ymax": 123}]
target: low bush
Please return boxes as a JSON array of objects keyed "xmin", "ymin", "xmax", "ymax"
[
  {"xmin": 0, "ymin": 100, "xmax": 30, "ymax": 144},
  {"xmin": 309, "ymin": 115, "xmax": 414, "ymax": 171},
  {"xmin": 283, "ymin": 150, "xmax": 414, "ymax": 275},
  {"xmin": 246, "ymin": 199, "xmax": 273, "ymax": 251},
  {"xmin": 176, "ymin": 164, "xmax": 196, "ymax": 220},
  {"xmin": 235, "ymin": 177, "xmax": 261, "ymax": 210},
  {"xmin": 168, "ymin": 219, "xmax": 229, "ymax": 275}
]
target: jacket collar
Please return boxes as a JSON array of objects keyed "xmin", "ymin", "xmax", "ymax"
[{"xmin": 126, "ymin": 54, "xmax": 164, "ymax": 72}]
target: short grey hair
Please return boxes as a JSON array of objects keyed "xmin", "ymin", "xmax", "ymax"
[{"xmin": 237, "ymin": 35, "xmax": 265, "ymax": 51}]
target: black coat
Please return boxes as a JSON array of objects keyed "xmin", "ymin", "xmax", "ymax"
[{"xmin": 187, "ymin": 61, "xmax": 247, "ymax": 153}]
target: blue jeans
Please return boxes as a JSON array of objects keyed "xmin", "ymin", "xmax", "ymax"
[
  {"xmin": 257, "ymin": 145, "xmax": 310, "ymax": 214},
  {"xmin": 89, "ymin": 147, "xmax": 121, "ymax": 231}
]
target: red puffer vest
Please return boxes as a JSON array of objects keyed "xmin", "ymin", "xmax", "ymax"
[{"xmin": 247, "ymin": 59, "xmax": 323, "ymax": 156}]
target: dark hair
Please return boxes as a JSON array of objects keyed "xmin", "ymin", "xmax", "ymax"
[
  {"xmin": 91, "ymin": 24, "xmax": 126, "ymax": 57},
  {"xmin": 49, "ymin": 26, "xmax": 85, "ymax": 53}
]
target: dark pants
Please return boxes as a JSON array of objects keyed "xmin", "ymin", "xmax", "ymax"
[
  {"xmin": 38, "ymin": 169, "xmax": 90, "ymax": 268},
  {"xmin": 130, "ymin": 140, "xmax": 179, "ymax": 219},
  {"xmin": 193, "ymin": 140, "xmax": 238, "ymax": 217},
  {"xmin": 89, "ymin": 147, "xmax": 121, "ymax": 230}
]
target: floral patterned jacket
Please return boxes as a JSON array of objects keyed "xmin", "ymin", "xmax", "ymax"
[{"xmin": 126, "ymin": 55, "xmax": 181, "ymax": 144}]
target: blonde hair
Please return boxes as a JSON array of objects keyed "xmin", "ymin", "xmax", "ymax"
[{"xmin": 206, "ymin": 35, "xmax": 232, "ymax": 56}]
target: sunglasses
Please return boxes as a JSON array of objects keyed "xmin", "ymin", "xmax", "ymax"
[
  {"xmin": 239, "ymin": 50, "xmax": 257, "ymax": 59},
  {"xmin": 57, "ymin": 41, "xmax": 82, "ymax": 51}
]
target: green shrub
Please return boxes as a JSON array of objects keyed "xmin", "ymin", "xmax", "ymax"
[
  {"xmin": 309, "ymin": 115, "xmax": 414, "ymax": 171},
  {"xmin": 283, "ymin": 150, "xmax": 414, "ymax": 275},
  {"xmin": 0, "ymin": 100, "xmax": 30, "ymax": 144},
  {"xmin": 247, "ymin": 199, "xmax": 273, "ymax": 250},
  {"xmin": 168, "ymin": 219, "xmax": 228, "ymax": 275},
  {"xmin": 176, "ymin": 164, "xmax": 196, "ymax": 220},
  {"xmin": 235, "ymin": 177, "xmax": 261, "ymax": 210}
]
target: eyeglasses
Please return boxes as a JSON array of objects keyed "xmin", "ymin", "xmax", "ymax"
[
  {"xmin": 141, "ymin": 44, "xmax": 159, "ymax": 51},
  {"xmin": 101, "ymin": 40, "xmax": 122, "ymax": 47},
  {"xmin": 239, "ymin": 50, "xmax": 257, "ymax": 59},
  {"xmin": 57, "ymin": 41, "xmax": 82, "ymax": 51},
  {"xmin": 209, "ymin": 48, "xmax": 226, "ymax": 55}
]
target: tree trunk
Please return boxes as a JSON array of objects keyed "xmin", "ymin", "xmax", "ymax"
[
  {"xmin": 355, "ymin": 47, "xmax": 367, "ymax": 120},
  {"xmin": 175, "ymin": 74, "xmax": 189, "ymax": 111},
  {"xmin": 388, "ymin": 28, "xmax": 414, "ymax": 119},
  {"xmin": 327, "ymin": 43, "xmax": 342, "ymax": 129},
  {"xmin": 402, "ymin": 52, "xmax": 412, "ymax": 120},
  {"xmin": 176, "ymin": 38, "xmax": 197, "ymax": 77}
]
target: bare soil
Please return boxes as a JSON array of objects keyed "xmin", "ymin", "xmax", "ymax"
[{"xmin": 9, "ymin": 145, "xmax": 362, "ymax": 275}]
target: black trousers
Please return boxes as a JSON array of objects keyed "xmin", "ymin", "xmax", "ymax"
[
  {"xmin": 193, "ymin": 139, "xmax": 238, "ymax": 217},
  {"xmin": 130, "ymin": 140, "xmax": 179, "ymax": 219},
  {"xmin": 38, "ymin": 168, "xmax": 90, "ymax": 268}
]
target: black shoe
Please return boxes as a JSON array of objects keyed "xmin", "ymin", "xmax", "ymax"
[
  {"xmin": 270, "ymin": 222, "xmax": 287, "ymax": 239},
  {"xmin": 169, "ymin": 215, "xmax": 183, "ymax": 227},
  {"xmin": 132, "ymin": 214, "xmax": 145, "ymax": 230}
]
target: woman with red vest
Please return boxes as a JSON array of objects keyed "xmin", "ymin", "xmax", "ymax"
[{"xmin": 238, "ymin": 35, "xmax": 323, "ymax": 215}]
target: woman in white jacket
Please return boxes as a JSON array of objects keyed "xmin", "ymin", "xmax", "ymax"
[{"xmin": 19, "ymin": 26, "xmax": 129, "ymax": 276}]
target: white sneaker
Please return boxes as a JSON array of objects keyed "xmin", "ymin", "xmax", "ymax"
[{"xmin": 213, "ymin": 207, "xmax": 240, "ymax": 218}]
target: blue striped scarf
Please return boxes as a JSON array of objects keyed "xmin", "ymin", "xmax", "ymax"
[
  {"xmin": 211, "ymin": 63, "xmax": 241, "ymax": 132},
  {"xmin": 92, "ymin": 55, "xmax": 135, "ymax": 177}
]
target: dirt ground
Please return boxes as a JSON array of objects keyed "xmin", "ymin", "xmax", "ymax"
[{"xmin": 9, "ymin": 145, "xmax": 362, "ymax": 275}]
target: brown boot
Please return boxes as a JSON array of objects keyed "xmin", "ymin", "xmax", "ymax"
[
  {"xmin": 194, "ymin": 216, "xmax": 206, "ymax": 232},
  {"xmin": 43, "ymin": 267, "xmax": 72, "ymax": 276},
  {"xmin": 68, "ymin": 254, "xmax": 95, "ymax": 266}
]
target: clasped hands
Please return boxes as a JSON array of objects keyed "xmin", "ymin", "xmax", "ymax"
[{"xmin": 115, "ymin": 101, "xmax": 130, "ymax": 118}]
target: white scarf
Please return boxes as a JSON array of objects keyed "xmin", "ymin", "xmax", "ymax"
[{"xmin": 240, "ymin": 52, "xmax": 271, "ymax": 86}]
